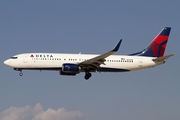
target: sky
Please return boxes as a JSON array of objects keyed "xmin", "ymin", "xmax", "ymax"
[{"xmin": 0, "ymin": 0, "xmax": 180, "ymax": 120}]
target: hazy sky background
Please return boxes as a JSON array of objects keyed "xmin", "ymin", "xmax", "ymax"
[{"xmin": 0, "ymin": 1, "xmax": 179, "ymax": 120}]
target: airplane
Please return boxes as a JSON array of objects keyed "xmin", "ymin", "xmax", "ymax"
[{"xmin": 4, "ymin": 27, "xmax": 174, "ymax": 80}]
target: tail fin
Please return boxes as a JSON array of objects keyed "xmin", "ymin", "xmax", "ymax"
[{"xmin": 130, "ymin": 27, "xmax": 171, "ymax": 57}]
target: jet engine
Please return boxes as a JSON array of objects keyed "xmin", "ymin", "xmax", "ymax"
[
  {"xmin": 60, "ymin": 63, "xmax": 80, "ymax": 76},
  {"xmin": 62, "ymin": 63, "xmax": 80, "ymax": 72}
]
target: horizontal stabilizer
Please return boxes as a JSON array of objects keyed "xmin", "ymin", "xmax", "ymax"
[{"xmin": 152, "ymin": 54, "xmax": 175, "ymax": 62}]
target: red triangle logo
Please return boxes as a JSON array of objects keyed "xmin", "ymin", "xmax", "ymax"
[{"xmin": 30, "ymin": 55, "xmax": 34, "ymax": 57}]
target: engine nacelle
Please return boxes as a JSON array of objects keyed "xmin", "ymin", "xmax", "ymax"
[{"xmin": 62, "ymin": 63, "xmax": 80, "ymax": 73}]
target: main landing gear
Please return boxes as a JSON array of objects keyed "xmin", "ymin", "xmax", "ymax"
[{"xmin": 84, "ymin": 72, "xmax": 92, "ymax": 80}]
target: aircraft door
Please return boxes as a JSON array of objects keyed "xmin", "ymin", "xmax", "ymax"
[
  {"xmin": 139, "ymin": 58, "xmax": 143, "ymax": 67},
  {"xmin": 23, "ymin": 55, "xmax": 28, "ymax": 63}
]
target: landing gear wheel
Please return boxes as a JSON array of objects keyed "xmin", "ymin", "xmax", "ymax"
[
  {"xmin": 19, "ymin": 72, "xmax": 23, "ymax": 76},
  {"xmin": 84, "ymin": 73, "xmax": 92, "ymax": 80}
]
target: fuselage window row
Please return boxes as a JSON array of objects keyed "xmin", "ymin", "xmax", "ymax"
[{"xmin": 31, "ymin": 58, "xmax": 133, "ymax": 63}]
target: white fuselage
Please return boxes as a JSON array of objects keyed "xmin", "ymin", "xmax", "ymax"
[
  {"xmin": 3, "ymin": 27, "xmax": 173, "ymax": 79},
  {"xmin": 4, "ymin": 53, "xmax": 164, "ymax": 73}
]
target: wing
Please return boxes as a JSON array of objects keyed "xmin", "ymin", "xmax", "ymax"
[{"xmin": 78, "ymin": 40, "xmax": 122, "ymax": 70}]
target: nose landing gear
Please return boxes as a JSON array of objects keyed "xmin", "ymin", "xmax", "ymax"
[
  {"xmin": 14, "ymin": 68, "xmax": 23, "ymax": 76},
  {"xmin": 85, "ymin": 72, "xmax": 92, "ymax": 80},
  {"xmin": 19, "ymin": 72, "xmax": 23, "ymax": 76}
]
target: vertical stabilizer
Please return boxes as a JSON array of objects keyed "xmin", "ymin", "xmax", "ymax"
[{"xmin": 131, "ymin": 27, "xmax": 171, "ymax": 57}]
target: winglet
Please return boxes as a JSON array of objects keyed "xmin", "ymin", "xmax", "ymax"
[{"xmin": 112, "ymin": 39, "xmax": 122, "ymax": 52}]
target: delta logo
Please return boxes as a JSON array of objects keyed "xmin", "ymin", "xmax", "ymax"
[{"xmin": 30, "ymin": 54, "xmax": 53, "ymax": 57}]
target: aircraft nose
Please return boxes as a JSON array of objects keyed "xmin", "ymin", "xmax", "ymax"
[{"xmin": 4, "ymin": 59, "xmax": 10, "ymax": 66}]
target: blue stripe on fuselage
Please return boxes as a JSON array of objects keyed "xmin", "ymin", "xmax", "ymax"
[{"xmin": 20, "ymin": 67, "xmax": 130, "ymax": 72}]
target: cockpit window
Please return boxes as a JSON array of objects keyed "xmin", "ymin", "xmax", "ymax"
[{"xmin": 11, "ymin": 57, "xmax": 18, "ymax": 59}]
